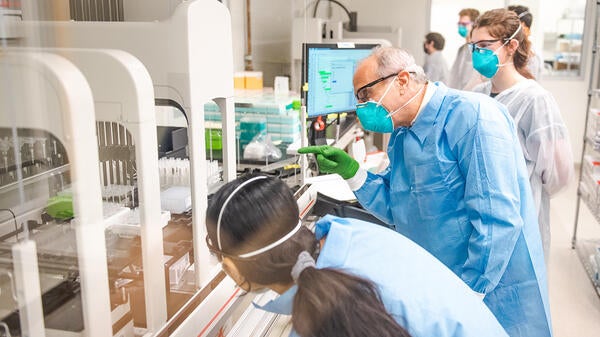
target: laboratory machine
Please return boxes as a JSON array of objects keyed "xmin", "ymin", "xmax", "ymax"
[
  {"xmin": 0, "ymin": 1, "xmax": 387, "ymax": 336},
  {"xmin": 0, "ymin": 50, "xmax": 113, "ymax": 337}
]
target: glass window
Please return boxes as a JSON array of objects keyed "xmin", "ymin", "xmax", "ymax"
[{"xmin": 539, "ymin": 0, "xmax": 587, "ymax": 77}]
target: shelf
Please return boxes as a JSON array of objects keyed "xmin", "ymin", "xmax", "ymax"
[
  {"xmin": 0, "ymin": 164, "xmax": 70, "ymax": 194},
  {"xmin": 585, "ymin": 136, "xmax": 597, "ymax": 150},
  {"xmin": 572, "ymin": 0, "xmax": 600, "ymax": 307},
  {"xmin": 236, "ymin": 156, "xmax": 299, "ymax": 173},
  {"xmin": 574, "ymin": 239, "xmax": 600, "ymax": 298},
  {"xmin": 581, "ymin": 192, "xmax": 600, "ymax": 225}
]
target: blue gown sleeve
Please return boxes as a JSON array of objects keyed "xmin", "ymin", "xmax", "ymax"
[
  {"xmin": 353, "ymin": 165, "xmax": 395, "ymax": 226},
  {"xmin": 453, "ymin": 111, "xmax": 524, "ymax": 294},
  {"xmin": 314, "ymin": 214, "xmax": 353, "ymax": 239}
]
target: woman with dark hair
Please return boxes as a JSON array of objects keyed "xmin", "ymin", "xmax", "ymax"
[
  {"xmin": 205, "ymin": 174, "xmax": 508, "ymax": 337},
  {"xmin": 507, "ymin": 5, "xmax": 544, "ymax": 79},
  {"xmin": 470, "ymin": 9, "xmax": 573, "ymax": 264}
]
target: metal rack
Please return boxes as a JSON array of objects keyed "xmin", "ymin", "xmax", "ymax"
[{"xmin": 572, "ymin": 0, "xmax": 600, "ymax": 299}]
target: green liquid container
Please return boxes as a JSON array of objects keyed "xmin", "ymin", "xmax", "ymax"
[{"xmin": 239, "ymin": 116, "xmax": 267, "ymax": 155}]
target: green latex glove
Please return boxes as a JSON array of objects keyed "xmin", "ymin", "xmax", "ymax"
[
  {"xmin": 46, "ymin": 195, "xmax": 74, "ymax": 220},
  {"xmin": 298, "ymin": 145, "xmax": 359, "ymax": 179}
]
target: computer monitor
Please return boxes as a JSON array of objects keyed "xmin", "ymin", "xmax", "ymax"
[{"xmin": 302, "ymin": 43, "xmax": 379, "ymax": 118}]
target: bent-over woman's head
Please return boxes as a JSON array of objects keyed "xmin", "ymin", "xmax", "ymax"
[{"xmin": 205, "ymin": 174, "xmax": 412, "ymax": 337}]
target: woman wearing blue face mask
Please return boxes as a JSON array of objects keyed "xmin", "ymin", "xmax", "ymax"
[{"xmin": 471, "ymin": 9, "xmax": 574, "ymax": 262}]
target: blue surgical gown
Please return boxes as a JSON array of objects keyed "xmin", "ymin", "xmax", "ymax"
[
  {"xmin": 352, "ymin": 82, "xmax": 552, "ymax": 337},
  {"xmin": 256, "ymin": 215, "xmax": 509, "ymax": 337},
  {"xmin": 473, "ymin": 79, "xmax": 574, "ymax": 260}
]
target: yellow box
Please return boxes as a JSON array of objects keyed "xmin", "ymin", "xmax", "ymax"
[
  {"xmin": 244, "ymin": 71, "xmax": 263, "ymax": 89},
  {"xmin": 234, "ymin": 72, "xmax": 246, "ymax": 89}
]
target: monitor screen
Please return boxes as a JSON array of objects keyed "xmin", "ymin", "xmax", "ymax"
[{"xmin": 303, "ymin": 43, "xmax": 378, "ymax": 118}]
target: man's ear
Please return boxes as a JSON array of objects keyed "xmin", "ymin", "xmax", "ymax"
[{"xmin": 395, "ymin": 70, "xmax": 411, "ymax": 87}]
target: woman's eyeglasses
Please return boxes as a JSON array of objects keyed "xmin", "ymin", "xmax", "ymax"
[
  {"xmin": 205, "ymin": 235, "xmax": 224, "ymax": 261},
  {"xmin": 468, "ymin": 39, "xmax": 510, "ymax": 53},
  {"xmin": 205, "ymin": 235, "xmax": 258, "ymax": 262}
]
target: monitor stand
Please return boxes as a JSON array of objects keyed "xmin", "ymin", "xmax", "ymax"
[{"xmin": 308, "ymin": 116, "xmax": 327, "ymax": 146}]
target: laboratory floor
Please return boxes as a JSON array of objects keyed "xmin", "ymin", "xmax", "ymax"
[{"xmin": 548, "ymin": 175, "xmax": 600, "ymax": 337}]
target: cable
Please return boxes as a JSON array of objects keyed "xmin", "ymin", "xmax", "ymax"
[
  {"xmin": 0, "ymin": 209, "xmax": 18, "ymax": 241},
  {"xmin": 299, "ymin": 0, "xmax": 320, "ymax": 17},
  {"xmin": 312, "ymin": 0, "xmax": 321, "ymax": 17},
  {"xmin": 313, "ymin": 0, "xmax": 350, "ymax": 19},
  {"xmin": 0, "ymin": 321, "xmax": 12, "ymax": 337},
  {"xmin": 312, "ymin": 0, "xmax": 357, "ymax": 32}
]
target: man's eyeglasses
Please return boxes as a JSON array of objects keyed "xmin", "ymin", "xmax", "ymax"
[
  {"xmin": 355, "ymin": 73, "xmax": 398, "ymax": 103},
  {"xmin": 468, "ymin": 39, "xmax": 505, "ymax": 53},
  {"xmin": 457, "ymin": 21, "xmax": 472, "ymax": 27}
]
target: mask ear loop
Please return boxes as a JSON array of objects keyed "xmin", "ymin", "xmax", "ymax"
[
  {"xmin": 495, "ymin": 24, "xmax": 522, "ymax": 67},
  {"xmin": 386, "ymin": 80, "xmax": 426, "ymax": 118},
  {"xmin": 376, "ymin": 74, "xmax": 398, "ymax": 107}
]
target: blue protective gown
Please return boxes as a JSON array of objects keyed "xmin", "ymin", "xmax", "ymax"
[
  {"xmin": 256, "ymin": 215, "xmax": 509, "ymax": 337},
  {"xmin": 351, "ymin": 82, "xmax": 552, "ymax": 337},
  {"xmin": 473, "ymin": 79, "xmax": 574, "ymax": 260}
]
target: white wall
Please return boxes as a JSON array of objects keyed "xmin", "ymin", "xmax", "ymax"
[
  {"xmin": 227, "ymin": 0, "xmax": 591, "ymax": 161},
  {"xmin": 430, "ymin": 0, "xmax": 504, "ymax": 67},
  {"xmin": 538, "ymin": 0, "xmax": 595, "ymax": 162},
  {"xmin": 122, "ymin": 0, "xmax": 182, "ymax": 21},
  {"xmin": 228, "ymin": 0, "xmax": 245, "ymax": 72},
  {"xmin": 344, "ymin": 0, "xmax": 430, "ymax": 59},
  {"xmin": 229, "ymin": 0, "xmax": 431, "ymax": 86},
  {"xmin": 306, "ymin": 0, "xmax": 430, "ymax": 59}
]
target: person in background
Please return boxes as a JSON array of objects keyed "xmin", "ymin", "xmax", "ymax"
[
  {"xmin": 448, "ymin": 8, "xmax": 483, "ymax": 90},
  {"xmin": 423, "ymin": 32, "xmax": 450, "ymax": 83},
  {"xmin": 299, "ymin": 46, "xmax": 552, "ymax": 337},
  {"xmin": 508, "ymin": 5, "xmax": 544, "ymax": 79},
  {"xmin": 470, "ymin": 8, "xmax": 574, "ymax": 261},
  {"xmin": 205, "ymin": 174, "xmax": 509, "ymax": 337}
]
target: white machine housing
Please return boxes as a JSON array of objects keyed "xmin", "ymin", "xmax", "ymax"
[
  {"xmin": 7, "ymin": 1, "xmax": 277, "ymax": 336},
  {"xmin": 0, "ymin": 50, "xmax": 113, "ymax": 337},
  {"xmin": 37, "ymin": 47, "xmax": 169, "ymax": 333},
  {"xmin": 16, "ymin": 0, "xmax": 236, "ymax": 288}
]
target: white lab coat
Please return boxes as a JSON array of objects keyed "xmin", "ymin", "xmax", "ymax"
[
  {"xmin": 424, "ymin": 50, "xmax": 450, "ymax": 83},
  {"xmin": 473, "ymin": 79, "xmax": 574, "ymax": 259},
  {"xmin": 528, "ymin": 50, "xmax": 544, "ymax": 80},
  {"xmin": 448, "ymin": 43, "xmax": 483, "ymax": 90}
]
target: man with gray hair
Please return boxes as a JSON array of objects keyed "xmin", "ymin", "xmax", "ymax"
[{"xmin": 299, "ymin": 46, "xmax": 551, "ymax": 336}]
